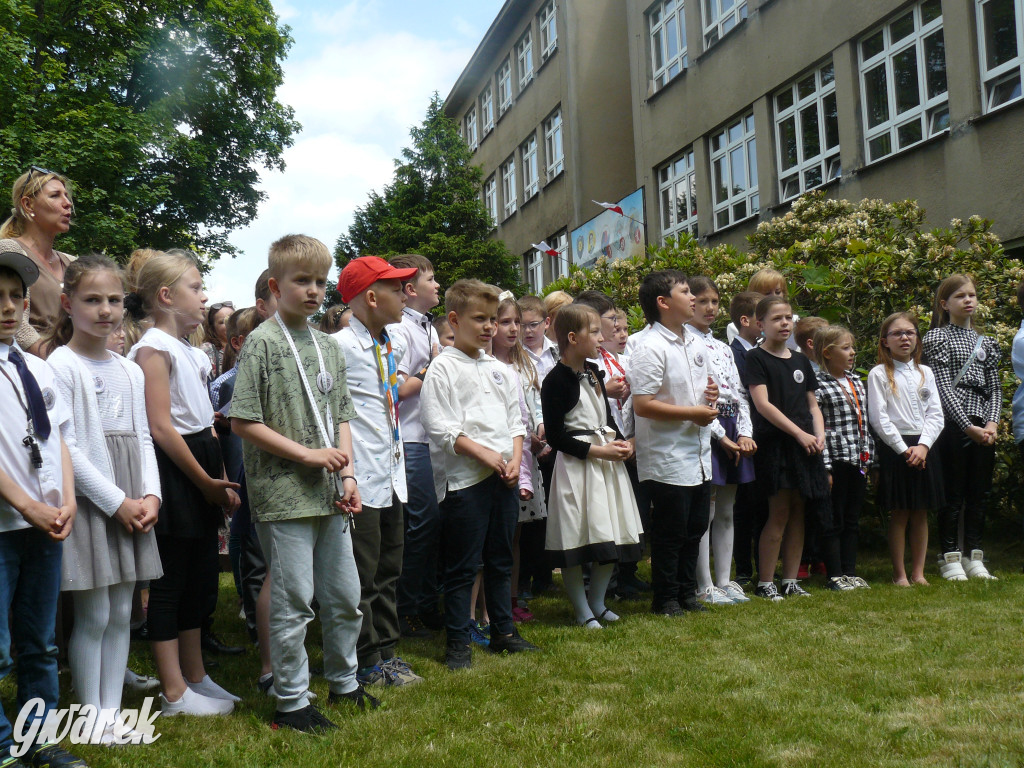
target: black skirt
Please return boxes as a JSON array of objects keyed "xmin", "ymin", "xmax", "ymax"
[
  {"xmin": 875, "ymin": 434, "xmax": 944, "ymax": 512},
  {"xmin": 154, "ymin": 429, "xmax": 225, "ymax": 539},
  {"xmin": 754, "ymin": 433, "xmax": 830, "ymax": 503}
]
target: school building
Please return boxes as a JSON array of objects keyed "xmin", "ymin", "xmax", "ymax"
[{"xmin": 445, "ymin": 0, "xmax": 1024, "ymax": 286}]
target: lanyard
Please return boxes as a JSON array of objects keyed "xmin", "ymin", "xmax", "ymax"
[
  {"xmin": 0, "ymin": 362, "xmax": 42, "ymax": 469},
  {"xmin": 598, "ymin": 347, "xmax": 626, "ymax": 408},
  {"xmin": 838, "ymin": 375, "xmax": 869, "ymax": 468},
  {"xmin": 371, "ymin": 331, "xmax": 401, "ymax": 460},
  {"xmin": 275, "ymin": 314, "xmax": 334, "ymax": 449}
]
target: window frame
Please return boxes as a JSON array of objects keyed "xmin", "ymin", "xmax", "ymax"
[
  {"xmin": 774, "ymin": 60, "xmax": 841, "ymax": 202},
  {"xmin": 976, "ymin": 0, "xmax": 1024, "ymax": 112},
  {"xmin": 544, "ymin": 108, "xmax": 564, "ymax": 180},
  {"xmin": 549, "ymin": 230, "xmax": 569, "ymax": 281},
  {"xmin": 480, "ymin": 86, "xmax": 495, "ymax": 135},
  {"xmin": 538, "ymin": 1, "xmax": 558, "ymax": 61},
  {"xmin": 649, "ymin": 0, "xmax": 688, "ymax": 89},
  {"xmin": 483, "ymin": 175, "xmax": 498, "ymax": 228},
  {"xmin": 709, "ymin": 111, "xmax": 759, "ymax": 231},
  {"xmin": 517, "ymin": 29, "xmax": 534, "ymax": 90},
  {"xmin": 501, "ymin": 157, "xmax": 517, "ymax": 220},
  {"xmin": 703, "ymin": 0, "xmax": 747, "ymax": 48},
  {"xmin": 657, "ymin": 147, "xmax": 699, "ymax": 243},
  {"xmin": 521, "ymin": 133, "xmax": 539, "ymax": 202},
  {"xmin": 463, "ymin": 107, "xmax": 478, "ymax": 152},
  {"xmin": 858, "ymin": 0, "xmax": 949, "ymax": 164},
  {"xmin": 497, "ymin": 58, "xmax": 513, "ymax": 116},
  {"xmin": 525, "ymin": 249, "xmax": 544, "ymax": 293}
]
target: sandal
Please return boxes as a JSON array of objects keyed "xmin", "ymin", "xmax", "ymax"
[
  {"xmin": 579, "ymin": 617, "xmax": 602, "ymax": 630},
  {"xmin": 595, "ymin": 608, "xmax": 620, "ymax": 622}
]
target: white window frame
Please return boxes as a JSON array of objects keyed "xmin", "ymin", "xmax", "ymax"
[
  {"xmin": 657, "ymin": 147, "xmax": 698, "ymax": 242},
  {"xmin": 480, "ymin": 86, "xmax": 494, "ymax": 135},
  {"xmin": 525, "ymin": 250, "xmax": 544, "ymax": 293},
  {"xmin": 549, "ymin": 230, "xmax": 569, "ymax": 280},
  {"xmin": 497, "ymin": 58, "xmax": 513, "ymax": 115},
  {"xmin": 483, "ymin": 175, "xmax": 497, "ymax": 228},
  {"xmin": 703, "ymin": 0, "xmax": 747, "ymax": 48},
  {"xmin": 521, "ymin": 134, "xmax": 539, "ymax": 201},
  {"xmin": 774, "ymin": 60, "xmax": 841, "ymax": 202},
  {"xmin": 859, "ymin": 0, "xmax": 948, "ymax": 164},
  {"xmin": 517, "ymin": 30, "xmax": 534, "ymax": 90},
  {"xmin": 709, "ymin": 111, "xmax": 759, "ymax": 230},
  {"xmin": 463, "ymin": 107, "xmax": 478, "ymax": 152},
  {"xmin": 649, "ymin": 0, "xmax": 688, "ymax": 89},
  {"xmin": 501, "ymin": 157, "xmax": 517, "ymax": 220},
  {"xmin": 538, "ymin": 2, "xmax": 558, "ymax": 61},
  {"xmin": 977, "ymin": 0, "xmax": 1024, "ymax": 111},
  {"xmin": 544, "ymin": 108, "xmax": 564, "ymax": 180}
]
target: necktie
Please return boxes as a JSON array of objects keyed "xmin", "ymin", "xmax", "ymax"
[{"xmin": 9, "ymin": 348, "xmax": 51, "ymax": 440}]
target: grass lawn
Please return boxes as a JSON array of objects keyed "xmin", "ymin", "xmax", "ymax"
[{"xmin": 8, "ymin": 531, "xmax": 1024, "ymax": 768}]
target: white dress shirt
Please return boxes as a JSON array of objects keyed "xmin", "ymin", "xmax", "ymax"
[
  {"xmin": 867, "ymin": 361, "xmax": 944, "ymax": 455},
  {"xmin": 421, "ymin": 346, "xmax": 527, "ymax": 502},
  {"xmin": 388, "ymin": 306, "xmax": 436, "ymax": 444},
  {"xmin": 334, "ymin": 316, "xmax": 408, "ymax": 509},
  {"xmin": 627, "ymin": 323, "xmax": 712, "ymax": 486},
  {"xmin": 525, "ymin": 336, "xmax": 559, "ymax": 383},
  {"xmin": 685, "ymin": 324, "xmax": 753, "ymax": 441}
]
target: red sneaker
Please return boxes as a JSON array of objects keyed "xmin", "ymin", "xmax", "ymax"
[{"xmin": 797, "ymin": 563, "xmax": 811, "ymax": 579}]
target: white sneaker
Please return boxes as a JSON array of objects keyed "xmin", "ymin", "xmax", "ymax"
[
  {"xmin": 99, "ymin": 719, "xmax": 147, "ymax": 747},
  {"xmin": 186, "ymin": 674, "xmax": 241, "ymax": 702},
  {"xmin": 938, "ymin": 551, "xmax": 968, "ymax": 581},
  {"xmin": 160, "ymin": 687, "xmax": 234, "ymax": 716},
  {"xmin": 697, "ymin": 585, "xmax": 736, "ymax": 605},
  {"xmin": 124, "ymin": 668, "xmax": 160, "ymax": 692},
  {"xmin": 845, "ymin": 576, "xmax": 870, "ymax": 589},
  {"xmin": 962, "ymin": 549, "xmax": 998, "ymax": 580},
  {"xmin": 722, "ymin": 581, "xmax": 751, "ymax": 603}
]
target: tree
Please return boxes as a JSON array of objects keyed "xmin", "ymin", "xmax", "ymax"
[
  {"xmin": 334, "ymin": 93, "xmax": 521, "ymax": 300},
  {"xmin": 0, "ymin": 0, "xmax": 300, "ymax": 262}
]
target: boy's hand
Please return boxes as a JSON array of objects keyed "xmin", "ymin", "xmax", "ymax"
[
  {"xmin": 704, "ymin": 376, "xmax": 719, "ymax": 406},
  {"xmin": 476, "ymin": 446, "xmax": 507, "ymax": 477},
  {"xmin": 21, "ymin": 499, "xmax": 63, "ymax": 535},
  {"xmin": 737, "ymin": 436, "xmax": 757, "ymax": 456},
  {"xmin": 138, "ymin": 495, "xmax": 160, "ymax": 533},
  {"xmin": 224, "ymin": 488, "xmax": 241, "ymax": 515},
  {"xmin": 51, "ymin": 503, "xmax": 77, "ymax": 541},
  {"xmin": 202, "ymin": 477, "xmax": 242, "ymax": 509},
  {"xmin": 114, "ymin": 497, "xmax": 145, "ymax": 533},
  {"xmin": 335, "ymin": 479, "xmax": 362, "ymax": 516},
  {"xmin": 302, "ymin": 447, "xmax": 350, "ymax": 471},
  {"xmin": 501, "ymin": 461, "xmax": 519, "ymax": 488},
  {"xmin": 689, "ymin": 405, "xmax": 720, "ymax": 426}
]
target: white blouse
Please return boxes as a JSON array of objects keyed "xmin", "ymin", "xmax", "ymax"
[{"xmin": 867, "ymin": 361, "xmax": 944, "ymax": 455}]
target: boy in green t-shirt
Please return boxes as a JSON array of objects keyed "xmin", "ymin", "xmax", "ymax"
[{"xmin": 232, "ymin": 235, "xmax": 378, "ymax": 734}]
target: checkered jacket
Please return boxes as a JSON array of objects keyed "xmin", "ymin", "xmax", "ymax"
[
  {"xmin": 922, "ymin": 324, "xmax": 1002, "ymax": 431},
  {"xmin": 815, "ymin": 369, "xmax": 875, "ymax": 472}
]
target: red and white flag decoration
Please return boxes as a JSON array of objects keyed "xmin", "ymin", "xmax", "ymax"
[
  {"xmin": 531, "ymin": 241, "xmax": 559, "ymax": 257},
  {"xmin": 593, "ymin": 200, "xmax": 624, "ymax": 216}
]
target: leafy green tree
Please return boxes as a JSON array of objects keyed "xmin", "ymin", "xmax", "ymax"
[
  {"xmin": 334, "ymin": 93, "xmax": 521, "ymax": 301},
  {"xmin": 0, "ymin": 0, "xmax": 299, "ymax": 262}
]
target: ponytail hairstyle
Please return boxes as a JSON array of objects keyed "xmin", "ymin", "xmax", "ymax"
[
  {"xmin": 125, "ymin": 247, "xmax": 197, "ymax": 317},
  {"xmin": 496, "ymin": 295, "xmax": 539, "ymax": 391},
  {"xmin": 0, "ymin": 168, "xmax": 74, "ymax": 240},
  {"xmin": 812, "ymin": 324, "xmax": 854, "ymax": 370},
  {"xmin": 876, "ymin": 311, "xmax": 924, "ymax": 394},
  {"xmin": 43, "ymin": 253, "xmax": 125, "ymax": 352},
  {"xmin": 930, "ymin": 273, "xmax": 976, "ymax": 330}
]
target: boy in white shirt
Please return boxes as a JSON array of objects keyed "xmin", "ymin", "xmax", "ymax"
[
  {"xmin": 628, "ymin": 270, "xmax": 719, "ymax": 617},
  {"xmin": 421, "ymin": 279, "xmax": 537, "ymax": 670}
]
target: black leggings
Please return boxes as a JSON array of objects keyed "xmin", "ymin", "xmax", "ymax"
[
  {"xmin": 935, "ymin": 425, "xmax": 995, "ymax": 554},
  {"xmin": 822, "ymin": 463, "xmax": 866, "ymax": 577},
  {"xmin": 147, "ymin": 534, "xmax": 219, "ymax": 641}
]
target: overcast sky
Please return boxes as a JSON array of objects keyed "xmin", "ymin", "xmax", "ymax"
[{"xmin": 202, "ymin": 0, "xmax": 504, "ymax": 308}]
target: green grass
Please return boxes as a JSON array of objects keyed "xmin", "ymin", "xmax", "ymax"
[{"xmin": 7, "ymin": 535, "xmax": 1024, "ymax": 768}]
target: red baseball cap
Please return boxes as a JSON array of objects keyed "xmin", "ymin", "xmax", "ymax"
[{"xmin": 338, "ymin": 256, "xmax": 418, "ymax": 304}]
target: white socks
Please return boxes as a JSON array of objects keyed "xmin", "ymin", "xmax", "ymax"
[
  {"xmin": 587, "ymin": 563, "xmax": 617, "ymax": 620},
  {"xmin": 561, "ymin": 566, "xmax": 594, "ymax": 624}
]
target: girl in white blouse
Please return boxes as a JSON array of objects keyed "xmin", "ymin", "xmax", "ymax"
[{"xmin": 867, "ymin": 312, "xmax": 944, "ymax": 587}]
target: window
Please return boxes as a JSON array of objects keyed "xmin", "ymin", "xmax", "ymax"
[
  {"xmin": 480, "ymin": 86, "xmax": 494, "ymax": 135},
  {"xmin": 464, "ymin": 108, "xmax": 478, "ymax": 152},
  {"xmin": 977, "ymin": 0, "xmax": 1024, "ymax": 111},
  {"xmin": 521, "ymin": 134, "xmax": 539, "ymax": 201},
  {"xmin": 649, "ymin": 0, "xmax": 688, "ymax": 89},
  {"xmin": 658, "ymin": 147, "xmax": 698, "ymax": 241},
  {"xmin": 703, "ymin": 0, "xmax": 747, "ymax": 47},
  {"xmin": 709, "ymin": 111, "xmax": 758, "ymax": 229},
  {"xmin": 497, "ymin": 58, "xmax": 513, "ymax": 115},
  {"xmin": 483, "ymin": 175, "xmax": 497, "ymax": 227},
  {"xmin": 539, "ymin": 2, "xmax": 558, "ymax": 60},
  {"xmin": 544, "ymin": 109, "xmax": 564, "ymax": 179},
  {"xmin": 525, "ymin": 249, "xmax": 544, "ymax": 293},
  {"xmin": 501, "ymin": 157, "xmax": 517, "ymax": 220},
  {"xmin": 859, "ymin": 0, "xmax": 948, "ymax": 163},
  {"xmin": 549, "ymin": 230, "xmax": 569, "ymax": 280},
  {"xmin": 517, "ymin": 30, "xmax": 534, "ymax": 90},
  {"xmin": 775, "ymin": 61, "xmax": 841, "ymax": 201}
]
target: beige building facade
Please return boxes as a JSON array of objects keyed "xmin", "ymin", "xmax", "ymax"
[
  {"xmin": 626, "ymin": 0, "xmax": 1024, "ymax": 254},
  {"xmin": 444, "ymin": 0, "xmax": 639, "ymax": 291}
]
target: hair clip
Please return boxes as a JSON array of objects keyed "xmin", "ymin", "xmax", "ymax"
[{"xmin": 497, "ymin": 290, "xmax": 515, "ymax": 302}]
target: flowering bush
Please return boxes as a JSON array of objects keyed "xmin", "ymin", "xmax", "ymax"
[{"xmin": 546, "ymin": 191, "xmax": 1024, "ymax": 515}]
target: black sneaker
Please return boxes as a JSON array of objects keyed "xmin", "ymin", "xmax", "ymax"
[
  {"xmin": 257, "ymin": 673, "xmax": 275, "ymax": 695},
  {"xmin": 446, "ymin": 641, "xmax": 472, "ymax": 671},
  {"xmin": 653, "ymin": 600, "xmax": 684, "ymax": 617},
  {"xmin": 399, "ymin": 614, "xmax": 432, "ymax": 639},
  {"xmin": 328, "ymin": 684, "xmax": 380, "ymax": 710},
  {"xmin": 271, "ymin": 704, "xmax": 338, "ymax": 734},
  {"xmin": 202, "ymin": 631, "xmax": 245, "ymax": 656},
  {"xmin": 681, "ymin": 599, "xmax": 709, "ymax": 613},
  {"xmin": 23, "ymin": 743, "xmax": 88, "ymax": 768},
  {"xmin": 489, "ymin": 629, "xmax": 540, "ymax": 654},
  {"xmin": 618, "ymin": 572, "xmax": 652, "ymax": 593},
  {"xmin": 754, "ymin": 583, "xmax": 784, "ymax": 602},
  {"xmin": 419, "ymin": 611, "xmax": 445, "ymax": 631},
  {"xmin": 782, "ymin": 581, "xmax": 811, "ymax": 598}
]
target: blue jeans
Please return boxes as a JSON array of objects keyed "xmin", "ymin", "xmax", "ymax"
[
  {"xmin": 440, "ymin": 474, "xmax": 517, "ymax": 645},
  {"xmin": 0, "ymin": 528, "xmax": 62, "ymax": 756},
  {"xmin": 396, "ymin": 443, "xmax": 441, "ymax": 616}
]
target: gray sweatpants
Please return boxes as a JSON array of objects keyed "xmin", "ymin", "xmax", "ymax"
[{"xmin": 257, "ymin": 514, "xmax": 362, "ymax": 713}]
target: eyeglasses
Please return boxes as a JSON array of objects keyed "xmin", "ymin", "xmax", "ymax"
[
  {"xmin": 886, "ymin": 329, "xmax": 917, "ymax": 339},
  {"xmin": 209, "ymin": 302, "xmax": 234, "ymax": 316},
  {"xmin": 19, "ymin": 166, "xmax": 58, "ymax": 199},
  {"xmin": 600, "ymin": 313, "xmax": 618, "ymax": 323},
  {"xmin": 522, "ymin": 320, "xmax": 544, "ymax": 332}
]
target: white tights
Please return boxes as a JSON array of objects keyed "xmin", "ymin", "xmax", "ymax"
[
  {"xmin": 68, "ymin": 582, "xmax": 135, "ymax": 716},
  {"xmin": 696, "ymin": 485, "xmax": 738, "ymax": 593},
  {"xmin": 561, "ymin": 563, "xmax": 615, "ymax": 623}
]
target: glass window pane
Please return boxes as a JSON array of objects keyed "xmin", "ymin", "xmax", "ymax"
[
  {"xmin": 750, "ymin": 193, "xmax": 759, "ymax": 214},
  {"xmin": 862, "ymin": 30, "xmax": 884, "ymax": 60},
  {"xmin": 827, "ymin": 157, "xmax": 842, "ymax": 180},
  {"xmin": 713, "ymin": 157, "xmax": 727, "ymax": 203},
  {"xmin": 747, "ymin": 140, "xmax": 757, "ymax": 187},
  {"xmin": 984, "ymin": 0, "xmax": 1019, "ymax": 70},
  {"xmin": 730, "ymin": 146, "xmax": 746, "ymax": 191},
  {"xmin": 728, "ymin": 121, "xmax": 743, "ymax": 143},
  {"xmin": 674, "ymin": 181, "xmax": 688, "ymax": 224},
  {"xmin": 897, "ymin": 118, "xmax": 923, "ymax": 148},
  {"xmin": 823, "ymin": 93, "xmax": 839, "ymax": 148},
  {"xmin": 732, "ymin": 200, "xmax": 747, "ymax": 220},
  {"xmin": 924, "ymin": 30, "xmax": 947, "ymax": 98},
  {"xmin": 653, "ymin": 29, "xmax": 665, "ymax": 70},
  {"xmin": 667, "ymin": 20, "xmax": 679, "ymax": 59},
  {"xmin": 920, "ymin": 0, "xmax": 942, "ymax": 25},
  {"xmin": 820, "ymin": 62, "xmax": 835, "ymax": 85},
  {"xmin": 782, "ymin": 176, "xmax": 799, "ymax": 200},
  {"xmin": 804, "ymin": 166, "xmax": 823, "ymax": 189},
  {"xmin": 893, "ymin": 47, "xmax": 921, "ymax": 114},
  {"xmin": 717, "ymin": 209, "xmax": 730, "ymax": 228},
  {"xmin": 661, "ymin": 187, "xmax": 673, "ymax": 226},
  {"xmin": 869, "ymin": 133, "xmax": 892, "ymax": 161},
  {"xmin": 777, "ymin": 88, "xmax": 794, "ymax": 112},
  {"xmin": 991, "ymin": 73, "xmax": 1023, "ymax": 106},
  {"xmin": 745, "ymin": 114, "xmax": 755, "ymax": 132},
  {"xmin": 929, "ymin": 105, "xmax": 950, "ymax": 133},
  {"xmin": 798, "ymin": 74, "xmax": 816, "ymax": 100},
  {"xmin": 779, "ymin": 116, "xmax": 798, "ymax": 170},
  {"xmin": 890, "ymin": 11, "xmax": 914, "ymax": 42},
  {"xmin": 711, "ymin": 132, "xmax": 722, "ymax": 152},
  {"xmin": 800, "ymin": 104, "xmax": 820, "ymax": 159},
  {"xmin": 722, "ymin": 0, "xmax": 734, "ymax": 11},
  {"xmin": 864, "ymin": 65, "xmax": 889, "ymax": 127}
]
